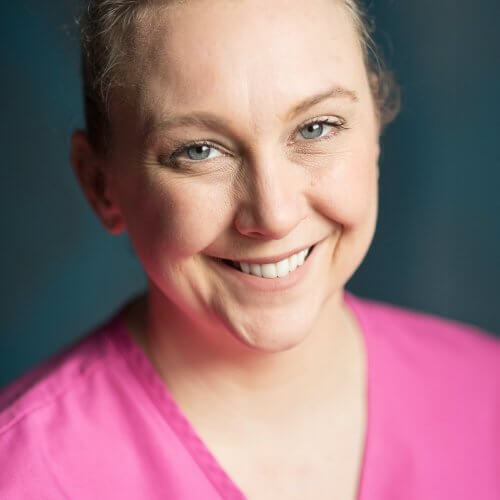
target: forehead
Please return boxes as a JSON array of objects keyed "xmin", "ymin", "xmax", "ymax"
[{"xmin": 128, "ymin": 0, "xmax": 367, "ymax": 126}]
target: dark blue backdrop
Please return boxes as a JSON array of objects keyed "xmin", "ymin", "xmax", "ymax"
[{"xmin": 1, "ymin": 0, "xmax": 499, "ymax": 387}]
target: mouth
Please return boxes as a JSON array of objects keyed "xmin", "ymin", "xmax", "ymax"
[{"xmin": 215, "ymin": 244, "xmax": 316, "ymax": 279}]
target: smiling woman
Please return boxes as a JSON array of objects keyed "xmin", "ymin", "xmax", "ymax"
[{"xmin": 0, "ymin": 1, "xmax": 499, "ymax": 499}]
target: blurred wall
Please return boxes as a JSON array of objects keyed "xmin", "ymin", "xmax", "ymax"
[{"xmin": 1, "ymin": 0, "xmax": 499, "ymax": 387}]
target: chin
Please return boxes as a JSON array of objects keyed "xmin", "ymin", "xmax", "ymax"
[
  {"xmin": 225, "ymin": 306, "xmax": 321, "ymax": 354},
  {"xmin": 235, "ymin": 330, "xmax": 309, "ymax": 354}
]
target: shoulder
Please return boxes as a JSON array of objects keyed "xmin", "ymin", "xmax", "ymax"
[
  {"xmin": 345, "ymin": 290, "xmax": 500, "ymax": 417},
  {"xmin": 346, "ymin": 289, "xmax": 500, "ymax": 433},
  {"xmin": 0, "ymin": 308, "xmax": 227, "ymax": 500},
  {"xmin": 346, "ymin": 292, "xmax": 500, "ymax": 494},
  {"xmin": 345, "ymin": 290, "xmax": 500, "ymax": 375},
  {"xmin": 0, "ymin": 315, "xmax": 118, "ymax": 427},
  {"xmin": 0, "ymin": 313, "xmax": 127, "ymax": 498}
]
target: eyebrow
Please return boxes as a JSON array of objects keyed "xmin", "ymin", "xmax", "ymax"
[
  {"xmin": 285, "ymin": 85, "xmax": 358, "ymax": 121},
  {"xmin": 145, "ymin": 84, "xmax": 358, "ymax": 140},
  {"xmin": 144, "ymin": 113, "xmax": 234, "ymax": 143}
]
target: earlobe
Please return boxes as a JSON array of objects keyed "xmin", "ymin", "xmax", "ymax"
[{"xmin": 70, "ymin": 130, "xmax": 126, "ymax": 235}]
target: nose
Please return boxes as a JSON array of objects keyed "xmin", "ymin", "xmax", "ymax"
[{"xmin": 233, "ymin": 153, "xmax": 308, "ymax": 240}]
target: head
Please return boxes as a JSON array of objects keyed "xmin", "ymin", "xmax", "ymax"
[{"xmin": 72, "ymin": 0, "xmax": 400, "ymax": 352}]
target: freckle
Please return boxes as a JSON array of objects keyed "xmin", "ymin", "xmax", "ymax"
[{"xmin": 309, "ymin": 173, "xmax": 319, "ymax": 188}]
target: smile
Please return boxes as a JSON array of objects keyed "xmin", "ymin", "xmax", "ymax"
[{"xmin": 220, "ymin": 246, "xmax": 314, "ymax": 279}]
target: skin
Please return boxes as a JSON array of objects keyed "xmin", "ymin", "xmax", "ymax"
[{"xmin": 72, "ymin": 0, "xmax": 380, "ymax": 496}]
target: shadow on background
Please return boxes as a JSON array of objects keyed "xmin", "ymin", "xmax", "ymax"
[{"xmin": 1, "ymin": 0, "xmax": 499, "ymax": 387}]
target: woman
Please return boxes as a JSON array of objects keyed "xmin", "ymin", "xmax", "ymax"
[{"xmin": 0, "ymin": 0, "xmax": 498, "ymax": 498}]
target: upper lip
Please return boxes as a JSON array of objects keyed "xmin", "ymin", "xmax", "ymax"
[{"xmin": 214, "ymin": 243, "xmax": 316, "ymax": 265}]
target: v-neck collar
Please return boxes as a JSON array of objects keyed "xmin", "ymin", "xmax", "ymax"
[{"xmin": 111, "ymin": 290, "xmax": 374, "ymax": 500}]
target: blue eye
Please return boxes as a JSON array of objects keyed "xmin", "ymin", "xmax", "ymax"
[
  {"xmin": 163, "ymin": 140, "xmax": 227, "ymax": 168},
  {"xmin": 298, "ymin": 119, "xmax": 344, "ymax": 140},
  {"xmin": 184, "ymin": 143, "xmax": 222, "ymax": 161}
]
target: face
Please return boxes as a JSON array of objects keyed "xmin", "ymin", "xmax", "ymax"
[{"xmin": 82, "ymin": 0, "xmax": 380, "ymax": 352}]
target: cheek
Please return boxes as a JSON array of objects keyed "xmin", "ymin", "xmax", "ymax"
[
  {"xmin": 309, "ymin": 139, "xmax": 379, "ymax": 289},
  {"xmin": 310, "ymin": 144, "xmax": 378, "ymax": 229},
  {"xmin": 165, "ymin": 184, "xmax": 233, "ymax": 256},
  {"xmin": 119, "ymin": 173, "xmax": 234, "ymax": 260}
]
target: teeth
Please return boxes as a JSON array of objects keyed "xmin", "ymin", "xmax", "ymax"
[
  {"xmin": 276, "ymin": 259, "xmax": 289, "ymax": 278},
  {"xmin": 249, "ymin": 263, "xmax": 262, "ymax": 277},
  {"xmin": 296, "ymin": 249, "xmax": 305, "ymax": 266},
  {"xmin": 236, "ymin": 247, "xmax": 311, "ymax": 279},
  {"xmin": 261, "ymin": 263, "xmax": 278, "ymax": 278},
  {"xmin": 240, "ymin": 262, "xmax": 251, "ymax": 274}
]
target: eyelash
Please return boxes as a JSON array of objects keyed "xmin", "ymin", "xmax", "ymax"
[
  {"xmin": 165, "ymin": 117, "xmax": 348, "ymax": 165},
  {"xmin": 291, "ymin": 117, "xmax": 348, "ymax": 145}
]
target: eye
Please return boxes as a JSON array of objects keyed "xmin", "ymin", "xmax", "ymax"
[
  {"xmin": 181, "ymin": 142, "xmax": 223, "ymax": 161},
  {"xmin": 159, "ymin": 140, "xmax": 230, "ymax": 169},
  {"xmin": 297, "ymin": 118, "xmax": 345, "ymax": 141}
]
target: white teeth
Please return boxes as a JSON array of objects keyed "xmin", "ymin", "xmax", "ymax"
[
  {"xmin": 276, "ymin": 259, "xmax": 289, "ymax": 278},
  {"xmin": 236, "ymin": 246, "xmax": 312, "ymax": 279},
  {"xmin": 296, "ymin": 249, "xmax": 305, "ymax": 266},
  {"xmin": 250, "ymin": 263, "xmax": 262, "ymax": 277},
  {"xmin": 240, "ymin": 262, "xmax": 251, "ymax": 274},
  {"xmin": 261, "ymin": 263, "xmax": 278, "ymax": 278}
]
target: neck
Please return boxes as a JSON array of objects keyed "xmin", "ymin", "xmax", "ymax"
[{"xmin": 124, "ymin": 286, "xmax": 363, "ymax": 425}]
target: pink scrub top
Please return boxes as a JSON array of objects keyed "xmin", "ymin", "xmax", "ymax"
[{"xmin": 1, "ymin": 291, "xmax": 499, "ymax": 499}]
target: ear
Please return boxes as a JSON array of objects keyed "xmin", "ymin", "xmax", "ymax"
[
  {"xmin": 368, "ymin": 72, "xmax": 382, "ymax": 134},
  {"xmin": 70, "ymin": 131, "xmax": 126, "ymax": 235}
]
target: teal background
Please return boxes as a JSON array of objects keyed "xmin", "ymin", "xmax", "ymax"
[{"xmin": 1, "ymin": 1, "xmax": 499, "ymax": 387}]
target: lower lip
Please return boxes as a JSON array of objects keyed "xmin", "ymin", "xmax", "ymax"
[{"xmin": 210, "ymin": 243, "xmax": 320, "ymax": 293}]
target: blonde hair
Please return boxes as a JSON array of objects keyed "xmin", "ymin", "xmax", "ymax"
[{"xmin": 79, "ymin": 0, "xmax": 400, "ymax": 152}]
